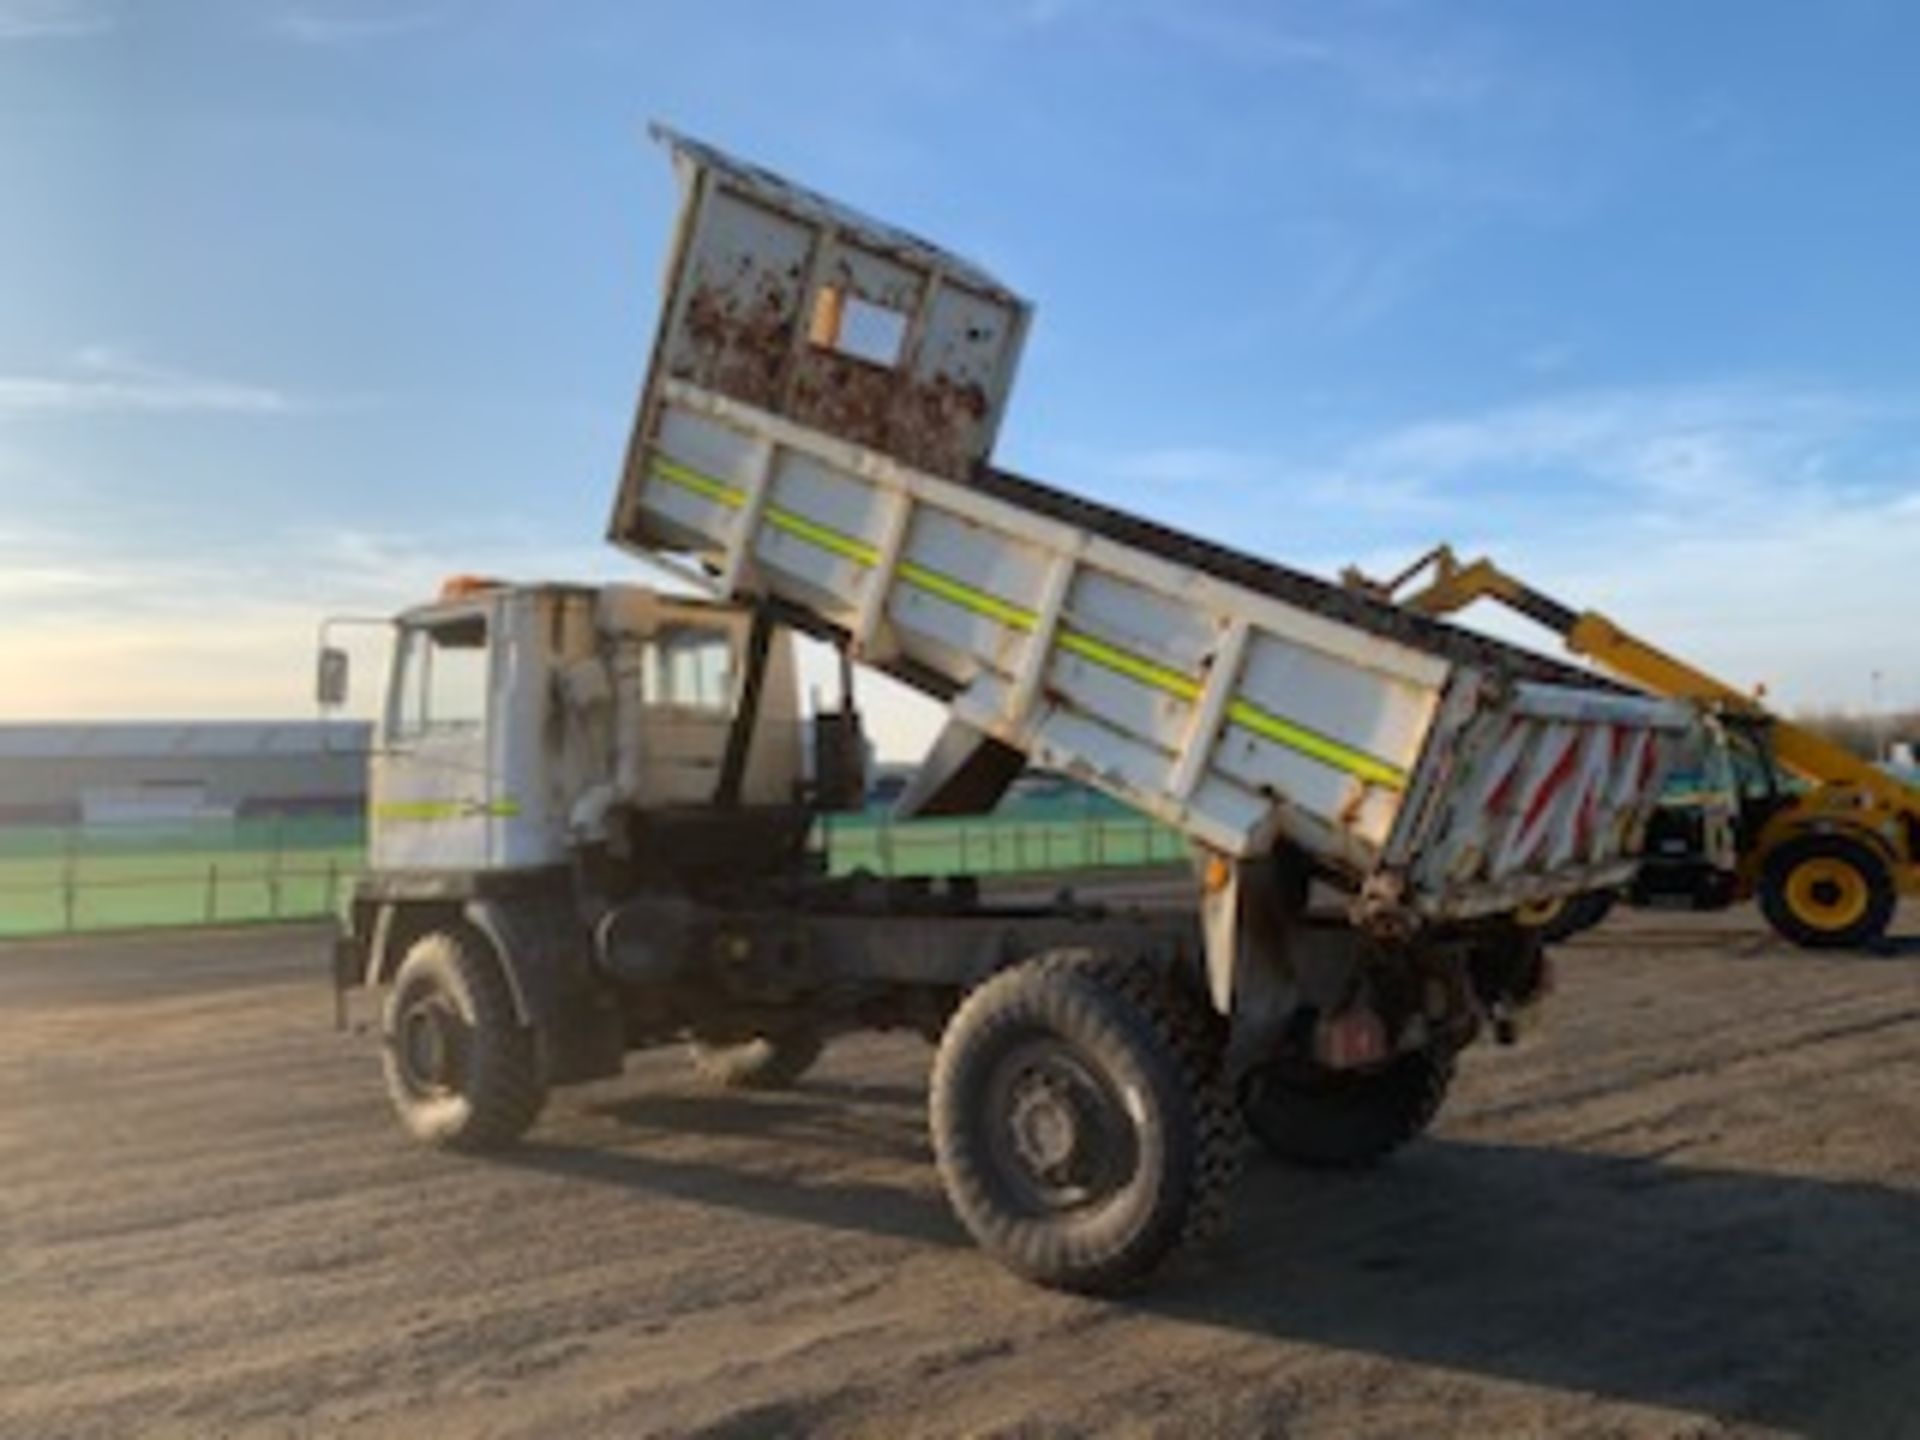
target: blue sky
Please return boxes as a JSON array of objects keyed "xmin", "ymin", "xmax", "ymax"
[{"xmin": 5, "ymin": 0, "xmax": 1918, "ymax": 755}]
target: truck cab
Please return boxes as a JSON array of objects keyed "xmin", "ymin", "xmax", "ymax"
[{"xmin": 367, "ymin": 579, "xmax": 805, "ymax": 879}]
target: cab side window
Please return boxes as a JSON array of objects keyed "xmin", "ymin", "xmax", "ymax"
[{"xmin": 392, "ymin": 615, "xmax": 489, "ymax": 739}]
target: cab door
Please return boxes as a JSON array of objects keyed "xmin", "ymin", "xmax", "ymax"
[{"xmin": 369, "ymin": 605, "xmax": 496, "ymax": 871}]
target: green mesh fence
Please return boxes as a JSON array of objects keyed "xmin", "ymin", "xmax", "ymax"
[
  {"xmin": 0, "ymin": 799, "xmax": 1186, "ymax": 940},
  {"xmin": 0, "ymin": 816, "xmax": 365, "ymax": 939}
]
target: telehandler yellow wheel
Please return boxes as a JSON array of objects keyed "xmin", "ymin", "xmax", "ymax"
[{"xmin": 1758, "ymin": 834, "xmax": 1895, "ymax": 950}]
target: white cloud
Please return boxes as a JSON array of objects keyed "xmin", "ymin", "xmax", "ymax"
[
  {"xmin": 0, "ymin": 0, "xmax": 110, "ymax": 40},
  {"xmin": 0, "ymin": 348, "xmax": 297, "ymax": 417},
  {"xmin": 272, "ymin": 2, "xmax": 454, "ymax": 45},
  {"xmin": 1418, "ymin": 487, "xmax": 1920, "ymax": 715},
  {"xmin": 1074, "ymin": 379, "xmax": 1920, "ymax": 715},
  {"xmin": 1347, "ymin": 382, "xmax": 1880, "ymax": 498},
  {"xmin": 1107, "ymin": 381, "xmax": 1906, "ymax": 521},
  {"xmin": 11, "ymin": 375, "xmax": 1915, "ymax": 743},
  {"xmin": 1131, "ymin": 3, "xmax": 1502, "ymax": 111},
  {"xmin": 0, "ymin": 512, "xmax": 957, "ymax": 754}
]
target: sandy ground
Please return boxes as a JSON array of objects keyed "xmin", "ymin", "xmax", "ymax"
[{"xmin": 3, "ymin": 901, "xmax": 1918, "ymax": 1439}]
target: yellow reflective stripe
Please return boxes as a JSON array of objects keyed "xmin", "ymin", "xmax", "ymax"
[
  {"xmin": 763, "ymin": 507, "xmax": 880, "ymax": 565},
  {"xmin": 1056, "ymin": 630, "xmax": 1201, "ymax": 701},
  {"xmin": 646, "ymin": 449, "xmax": 1406, "ymax": 789},
  {"xmin": 374, "ymin": 799, "xmax": 521, "ymax": 822},
  {"xmin": 651, "ymin": 453, "xmax": 879, "ymax": 565},
  {"xmin": 1056, "ymin": 635, "xmax": 1405, "ymax": 791},
  {"xmin": 650, "ymin": 455, "xmax": 745, "ymax": 508},
  {"xmin": 1224, "ymin": 701, "xmax": 1407, "ymax": 790},
  {"xmin": 897, "ymin": 561, "xmax": 1037, "ymax": 631}
]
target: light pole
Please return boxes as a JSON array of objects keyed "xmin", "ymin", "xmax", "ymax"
[{"xmin": 1870, "ymin": 669, "xmax": 1887, "ymax": 763}]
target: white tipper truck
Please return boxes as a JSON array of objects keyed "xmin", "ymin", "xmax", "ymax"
[{"xmin": 327, "ymin": 128, "xmax": 1692, "ymax": 1292}]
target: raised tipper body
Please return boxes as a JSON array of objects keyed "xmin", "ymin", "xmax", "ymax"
[{"xmin": 610, "ymin": 127, "xmax": 1692, "ymax": 939}]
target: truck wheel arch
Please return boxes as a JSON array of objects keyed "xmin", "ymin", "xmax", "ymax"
[{"xmin": 365, "ymin": 900, "xmax": 534, "ymax": 1027}]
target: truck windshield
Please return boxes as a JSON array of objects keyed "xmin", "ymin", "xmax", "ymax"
[{"xmin": 392, "ymin": 614, "xmax": 488, "ymax": 738}]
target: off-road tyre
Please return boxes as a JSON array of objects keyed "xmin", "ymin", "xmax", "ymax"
[
  {"xmin": 1241, "ymin": 1043, "xmax": 1455, "ymax": 1169},
  {"xmin": 1759, "ymin": 833, "xmax": 1896, "ymax": 950},
  {"xmin": 929, "ymin": 950, "xmax": 1241, "ymax": 1293},
  {"xmin": 381, "ymin": 929, "xmax": 546, "ymax": 1151},
  {"xmin": 687, "ymin": 1029, "xmax": 826, "ymax": 1090}
]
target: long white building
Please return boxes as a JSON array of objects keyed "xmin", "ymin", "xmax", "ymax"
[{"xmin": 0, "ymin": 721, "xmax": 371, "ymax": 827}]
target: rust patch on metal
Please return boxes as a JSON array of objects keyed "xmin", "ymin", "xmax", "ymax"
[
  {"xmin": 891, "ymin": 371, "xmax": 991, "ymax": 479},
  {"xmin": 670, "ymin": 268, "xmax": 799, "ymax": 411},
  {"xmin": 790, "ymin": 352, "xmax": 898, "ymax": 457}
]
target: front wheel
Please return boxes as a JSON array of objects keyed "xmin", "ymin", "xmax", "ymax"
[
  {"xmin": 1241, "ymin": 1045, "xmax": 1455, "ymax": 1169},
  {"xmin": 381, "ymin": 930, "xmax": 547, "ymax": 1151},
  {"xmin": 1759, "ymin": 834, "xmax": 1896, "ymax": 950},
  {"xmin": 930, "ymin": 952, "xmax": 1239, "ymax": 1294}
]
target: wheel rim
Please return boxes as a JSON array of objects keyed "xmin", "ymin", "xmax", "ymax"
[
  {"xmin": 1515, "ymin": 896, "xmax": 1565, "ymax": 928},
  {"xmin": 1784, "ymin": 856, "xmax": 1870, "ymax": 932},
  {"xmin": 983, "ymin": 1037, "xmax": 1138, "ymax": 1214},
  {"xmin": 394, "ymin": 989, "xmax": 468, "ymax": 1099}
]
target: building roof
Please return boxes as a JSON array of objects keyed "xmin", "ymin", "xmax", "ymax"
[{"xmin": 0, "ymin": 721, "xmax": 373, "ymax": 761}]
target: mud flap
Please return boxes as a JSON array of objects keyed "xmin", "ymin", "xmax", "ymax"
[{"xmin": 1200, "ymin": 852, "xmax": 1303, "ymax": 1076}]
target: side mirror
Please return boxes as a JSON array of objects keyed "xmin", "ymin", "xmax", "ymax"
[{"xmin": 316, "ymin": 646, "xmax": 350, "ymax": 709}]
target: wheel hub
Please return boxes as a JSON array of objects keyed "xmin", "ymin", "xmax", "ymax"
[
  {"xmin": 988, "ymin": 1042, "xmax": 1133, "ymax": 1208},
  {"xmin": 1009, "ymin": 1073, "xmax": 1086, "ymax": 1176},
  {"xmin": 398, "ymin": 997, "xmax": 465, "ymax": 1094},
  {"xmin": 1786, "ymin": 856, "xmax": 1869, "ymax": 930}
]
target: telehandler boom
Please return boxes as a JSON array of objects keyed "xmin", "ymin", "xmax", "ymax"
[{"xmin": 1348, "ymin": 545, "xmax": 1920, "ymax": 948}]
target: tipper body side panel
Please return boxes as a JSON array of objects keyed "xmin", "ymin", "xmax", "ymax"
[{"xmin": 610, "ymin": 130, "xmax": 1691, "ymax": 923}]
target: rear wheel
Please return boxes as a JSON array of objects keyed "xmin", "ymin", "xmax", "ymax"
[
  {"xmin": 1759, "ymin": 834, "xmax": 1896, "ymax": 950},
  {"xmin": 1241, "ymin": 1044, "xmax": 1454, "ymax": 1169},
  {"xmin": 381, "ymin": 929, "xmax": 546, "ymax": 1151},
  {"xmin": 930, "ymin": 952, "xmax": 1239, "ymax": 1293},
  {"xmin": 687, "ymin": 1029, "xmax": 826, "ymax": 1090}
]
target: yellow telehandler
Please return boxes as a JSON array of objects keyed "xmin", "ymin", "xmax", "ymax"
[{"xmin": 1347, "ymin": 546, "xmax": 1919, "ymax": 949}]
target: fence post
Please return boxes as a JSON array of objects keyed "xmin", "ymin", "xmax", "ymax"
[
  {"xmin": 61, "ymin": 828, "xmax": 78, "ymax": 934},
  {"xmin": 958, "ymin": 825, "xmax": 970, "ymax": 873},
  {"xmin": 324, "ymin": 856, "xmax": 339, "ymax": 916},
  {"xmin": 205, "ymin": 864, "xmax": 219, "ymax": 925},
  {"xmin": 268, "ymin": 819, "xmax": 283, "ymax": 920}
]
